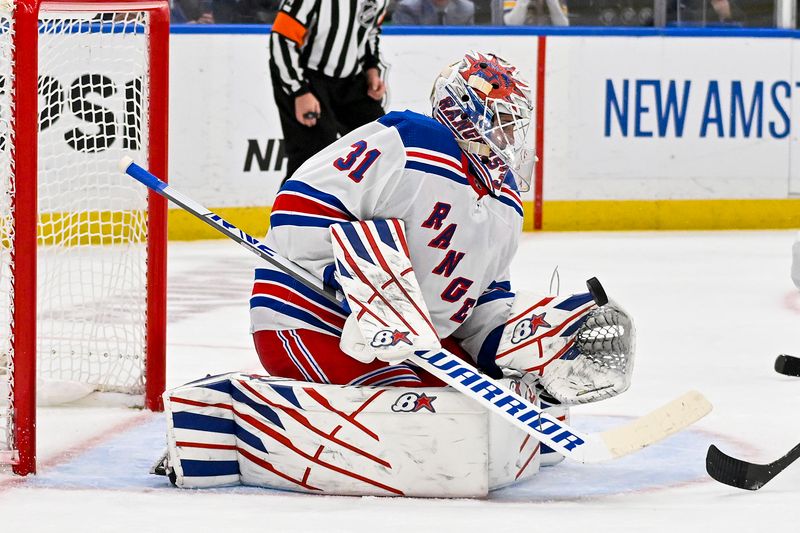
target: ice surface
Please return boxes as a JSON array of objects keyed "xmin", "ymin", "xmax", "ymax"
[{"xmin": 1, "ymin": 231, "xmax": 798, "ymax": 532}]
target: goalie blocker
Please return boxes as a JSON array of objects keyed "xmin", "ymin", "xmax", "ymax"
[{"xmin": 159, "ymin": 371, "xmax": 568, "ymax": 497}]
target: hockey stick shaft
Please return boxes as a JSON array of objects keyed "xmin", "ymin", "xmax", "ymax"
[
  {"xmin": 121, "ymin": 158, "xmax": 711, "ymax": 463},
  {"xmin": 120, "ymin": 157, "xmax": 340, "ymax": 304}
]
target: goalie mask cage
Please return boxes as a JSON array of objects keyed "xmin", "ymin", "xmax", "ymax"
[{"xmin": 0, "ymin": 0, "xmax": 169, "ymax": 476}]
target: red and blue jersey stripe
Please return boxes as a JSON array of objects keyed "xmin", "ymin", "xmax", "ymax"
[
  {"xmin": 251, "ymin": 267, "xmax": 347, "ymax": 336},
  {"xmin": 271, "ymin": 180, "xmax": 356, "ymax": 229}
]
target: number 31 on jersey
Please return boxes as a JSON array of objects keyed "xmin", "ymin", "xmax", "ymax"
[{"xmin": 333, "ymin": 140, "xmax": 381, "ymax": 182}]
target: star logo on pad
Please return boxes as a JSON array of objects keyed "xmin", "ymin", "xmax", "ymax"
[
  {"xmin": 391, "ymin": 330, "xmax": 412, "ymax": 346},
  {"xmin": 529, "ymin": 312, "xmax": 551, "ymax": 335},
  {"xmin": 413, "ymin": 393, "xmax": 436, "ymax": 412}
]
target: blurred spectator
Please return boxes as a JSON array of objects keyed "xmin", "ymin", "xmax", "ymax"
[
  {"xmin": 165, "ymin": 0, "xmax": 760, "ymax": 27},
  {"xmin": 171, "ymin": 0, "xmax": 280, "ymax": 23},
  {"xmin": 667, "ymin": 0, "xmax": 739, "ymax": 24},
  {"xmin": 393, "ymin": 0, "xmax": 475, "ymax": 25},
  {"xmin": 170, "ymin": 0, "xmax": 214, "ymax": 23},
  {"xmin": 471, "ymin": 0, "xmax": 495, "ymax": 23},
  {"xmin": 503, "ymin": 0, "xmax": 569, "ymax": 25},
  {"xmin": 213, "ymin": 0, "xmax": 280, "ymax": 23},
  {"xmin": 566, "ymin": 0, "xmax": 653, "ymax": 26}
]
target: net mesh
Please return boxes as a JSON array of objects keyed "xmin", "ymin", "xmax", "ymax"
[
  {"xmin": 1, "ymin": 8, "xmax": 152, "ymax": 462},
  {"xmin": 37, "ymin": 12, "xmax": 151, "ymax": 391}
]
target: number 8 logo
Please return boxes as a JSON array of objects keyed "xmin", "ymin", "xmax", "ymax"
[
  {"xmin": 392, "ymin": 393, "xmax": 418, "ymax": 412},
  {"xmin": 511, "ymin": 318, "xmax": 532, "ymax": 344},
  {"xmin": 371, "ymin": 330, "xmax": 394, "ymax": 347}
]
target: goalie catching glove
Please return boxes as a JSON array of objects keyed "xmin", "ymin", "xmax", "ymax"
[
  {"xmin": 493, "ymin": 283, "xmax": 636, "ymax": 405},
  {"xmin": 330, "ymin": 220, "xmax": 441, "ymax": 365}
]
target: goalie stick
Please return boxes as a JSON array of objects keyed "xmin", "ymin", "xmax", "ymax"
[
  {"xmin": 706, "ymin": 442, "xmax": 800, "ymax": 491},
  {"xmin": 120, "ymin": 157, "xmax": 712, "ymax": 464},
  {"xmin": 775, "ymin": 354, "xmax": 800, "ymax": 377}
]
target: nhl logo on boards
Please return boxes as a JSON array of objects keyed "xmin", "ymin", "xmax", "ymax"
[
  {"xmin": 358, "ymin": 0, "xmax": 380, "ymax": 27},
  {"xmin": 392, "ymin": 392, "xmax": 437, "ymax": 413},
  {"xmin": 371, "ymin": 329, "xmax": 412, "ymax": 348}
]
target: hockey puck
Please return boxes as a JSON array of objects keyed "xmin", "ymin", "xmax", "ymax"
[{"xmin": 586, "ymin": 277, "xmax": 608, "ymax": 306}]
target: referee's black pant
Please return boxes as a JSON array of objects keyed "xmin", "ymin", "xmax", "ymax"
[{"xmin": 271, "ymin": 68, "xmax": 386, "ymax": 183}]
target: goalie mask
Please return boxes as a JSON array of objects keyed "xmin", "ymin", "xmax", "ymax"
[{"xmin": 431, "ymin": 52, "xmax": 535, "ymax": 196}]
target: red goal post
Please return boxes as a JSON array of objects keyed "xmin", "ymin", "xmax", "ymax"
[{"xmin": 2, "ymin": 0, "xmax": 169, "ymax": 476}]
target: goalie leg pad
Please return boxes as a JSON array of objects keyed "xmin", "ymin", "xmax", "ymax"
[{"xmin": 162, "ymin": 372, "xmax": 546, "ymax": 497}]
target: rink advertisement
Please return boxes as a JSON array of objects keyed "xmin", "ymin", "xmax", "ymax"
[
  {"xmin": 790, "ymin": 38, "xmax": 800, "ymax": 198},
  {"xmin": 543, "ymin": 36, "xmax": 796, "ymax": 201},
  {"xmin": 165, "ymin": 29, "xmax": 800, "ymax": 237}
]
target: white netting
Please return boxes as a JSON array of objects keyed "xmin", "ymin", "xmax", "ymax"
[
  {"xmin": 1, "ymin": 8, "xmax": 153, "ymax": 463},
  {"xmin": 36, "ymin": 11, "xmax": 151, "ymax": 392}
]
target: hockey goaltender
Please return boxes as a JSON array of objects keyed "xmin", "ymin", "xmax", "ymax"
[{"xmin": 151, "ymin": 52, "xmax": 650, "ymax": 498}]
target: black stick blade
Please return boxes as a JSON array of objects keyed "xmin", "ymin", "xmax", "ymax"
[
  {"xmin": 706, "ymin": 445, "xmax": 763, "ymax": 491},
  {"xmin": 707, "ymin": 442, "xmax": 800, "ymax": 491},
  {"xmin": 775, "ymin": 354, "xmax": 800, "ymax": 377}
]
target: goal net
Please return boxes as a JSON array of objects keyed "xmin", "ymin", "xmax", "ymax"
[{"xmin": 0, "ymin": 0, "xmax": 168, "ymax": 475}]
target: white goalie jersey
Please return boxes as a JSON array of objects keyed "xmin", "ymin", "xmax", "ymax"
[{"xmin": 250, "ymin": 110, "xmax": 524, "ymax": 367}]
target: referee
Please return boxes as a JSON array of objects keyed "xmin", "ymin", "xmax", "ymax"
[{"xmin": 269, "ymin": 0, "xmax": 389, "ymax": 183}]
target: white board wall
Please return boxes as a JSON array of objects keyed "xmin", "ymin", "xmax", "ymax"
[{"xmin": 163, "ymin": 31, "xmax": 800, "ymax": 206}]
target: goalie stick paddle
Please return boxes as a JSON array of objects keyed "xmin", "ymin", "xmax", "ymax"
[
  {"xmin": 121, "ymin": 158, "xmax": 712, "ymax": 463},
  {"xmin": 706, "ymin": 442, "xmax": 800, "ymax": 491},
  {"xmin": 774, "ymin": 354, "xmax": 800, "ymax": 377}
]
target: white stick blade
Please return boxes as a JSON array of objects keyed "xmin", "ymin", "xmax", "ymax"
[{"xmin": 599, "ymin": 390, "xmax": 712, "ymax": 459}]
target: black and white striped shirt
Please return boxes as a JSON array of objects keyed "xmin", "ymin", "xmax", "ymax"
[{"xmin": 270, "ymin": 0, "xmax": 388, "ymax": 96}]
